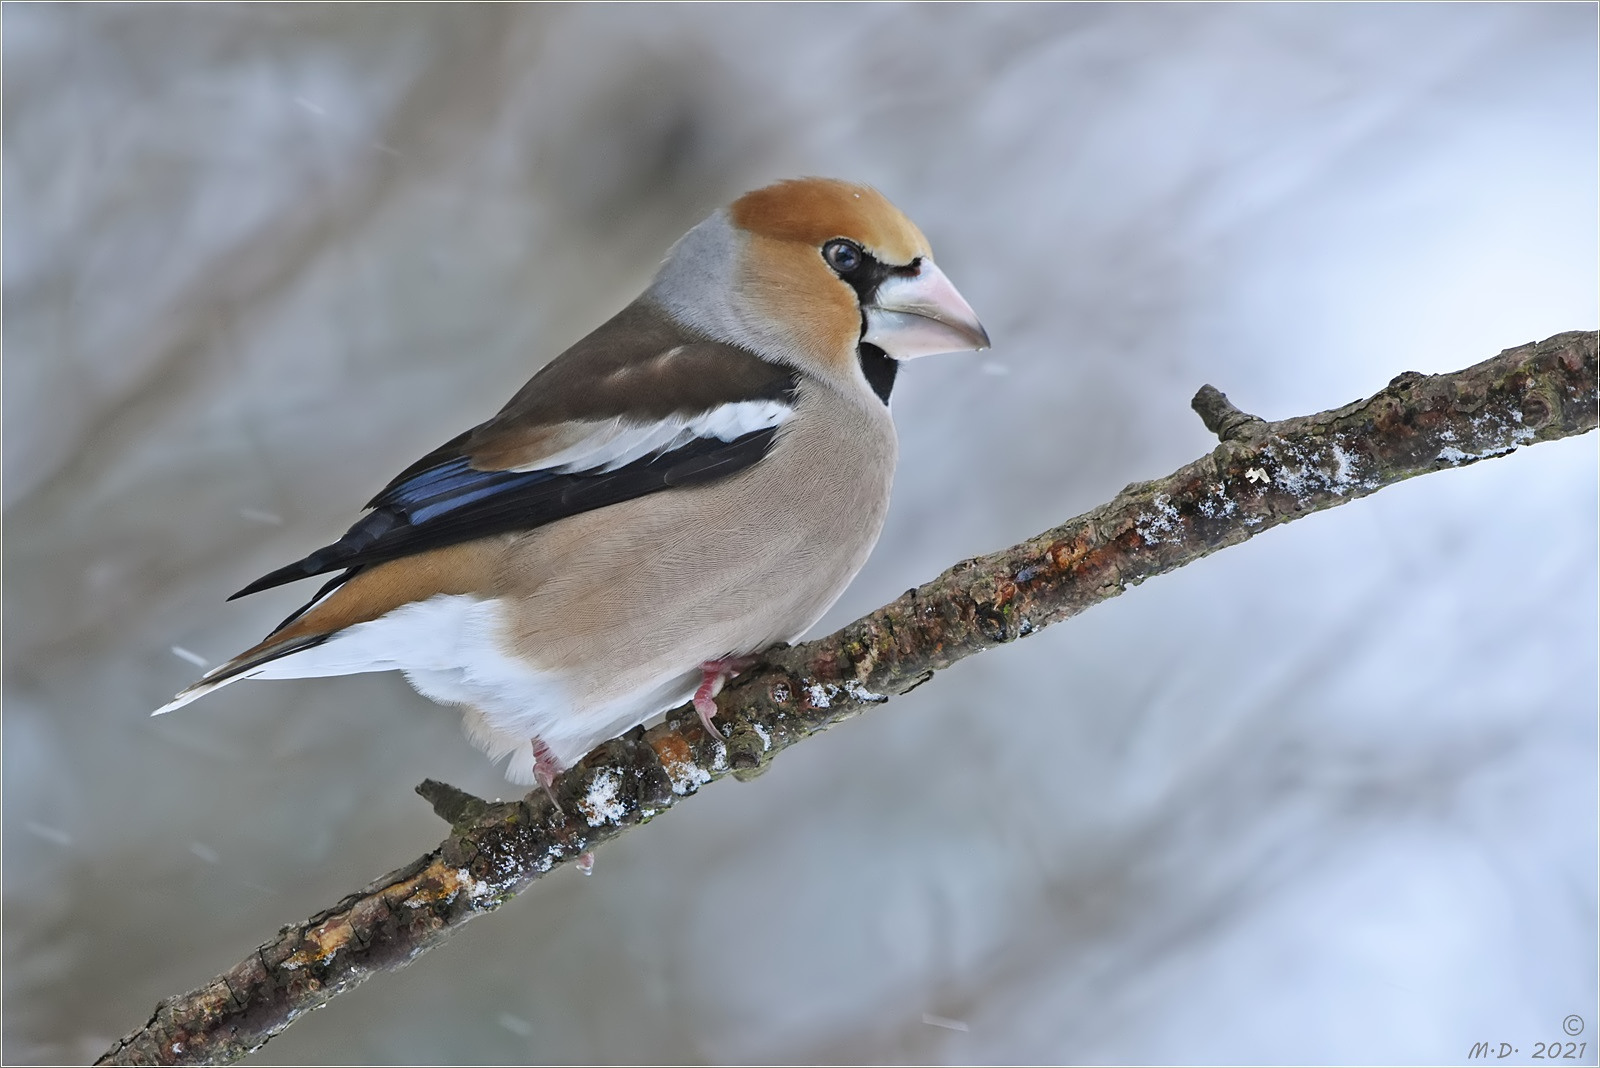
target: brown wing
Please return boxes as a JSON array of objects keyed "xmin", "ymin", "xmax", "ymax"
[{"xmin": 232, "ymin": 297, "xmax": 799, "ymax": 602}]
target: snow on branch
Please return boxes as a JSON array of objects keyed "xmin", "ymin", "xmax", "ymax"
[{"xmin": 99, "ymin": 330, "xmax": 1597, "ymax": 1066}]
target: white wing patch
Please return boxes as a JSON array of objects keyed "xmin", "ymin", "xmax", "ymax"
[{"xmin": 509, "ymin": 400, "xmax": 792, "ymax": 476}]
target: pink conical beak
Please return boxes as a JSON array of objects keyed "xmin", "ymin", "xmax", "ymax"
[{"xmin": 862, "ymin": 260, "xmax": 990, "ymax": 359}]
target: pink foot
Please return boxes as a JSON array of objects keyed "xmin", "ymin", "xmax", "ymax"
[
  {"xmin": 575, "ymin": 851, "xmax": 595, "ymax": 876},
  {"xmin": 532, "ymin": 738, "xmax": 563, "ymax": 811},
  {"xmin": 693, "ymin": 656, "xmax": 757, "ymax": 742}
]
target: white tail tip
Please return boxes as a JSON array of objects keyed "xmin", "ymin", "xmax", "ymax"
[{"xmin": 152, "ymin": 675, "xmax": 229, "ymax": 716}]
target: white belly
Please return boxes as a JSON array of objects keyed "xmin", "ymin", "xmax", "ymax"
[{"xmin": 247, "ymin": 592, "xmax": 704, "ymax": 782}]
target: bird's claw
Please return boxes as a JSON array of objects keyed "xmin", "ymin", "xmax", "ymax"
[
  {"xmin": 693, "ymin": 657, "xmax": 757, "ymax": 742},
  {"xmin": 532, "ymin": 738, "xmax": 564, "ymax": 814}
]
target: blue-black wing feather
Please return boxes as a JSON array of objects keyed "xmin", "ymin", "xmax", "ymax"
[{"xmin": 228, "ymin": 426, "xmax": 780, "ymax": 601}]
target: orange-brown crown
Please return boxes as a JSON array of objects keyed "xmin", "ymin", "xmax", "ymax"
[{"xmin": 730, "ymin": 178, "xmax": 930, "ymax": 265}]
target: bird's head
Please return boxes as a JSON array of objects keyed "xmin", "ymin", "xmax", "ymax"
[{"xmin": 647, "ymin": 177, "xmax": 990, "ymax": 397}]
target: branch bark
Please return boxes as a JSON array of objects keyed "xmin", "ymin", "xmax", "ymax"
[{"xmin": 99, "ymin": 330, "xmax": 1597, "ymax": 1066}]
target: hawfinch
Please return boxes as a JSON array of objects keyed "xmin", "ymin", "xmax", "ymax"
[{"xmin": 157, "ymin": 177, "xmax": 989, "ymax": 786}]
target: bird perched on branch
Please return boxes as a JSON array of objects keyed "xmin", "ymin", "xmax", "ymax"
[{"xmin": 156, "ymin": 177, "xmax": 989, "ymax": 786}]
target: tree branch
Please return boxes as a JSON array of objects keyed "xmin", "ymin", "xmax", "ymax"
[{"xmin": 99, "ymin": 330, "xmax": 1597, "ymax": 1066}]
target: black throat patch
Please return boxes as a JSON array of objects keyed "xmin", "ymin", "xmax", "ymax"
[
  {"xmin": 857, "ymin": 342, "xmax": 897, "ymax": 404},
  {"xmin": 840, "ymin": 249, "xmax": 913, "ymax": 406}
]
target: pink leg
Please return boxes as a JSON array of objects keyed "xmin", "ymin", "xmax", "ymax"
[
  {"xmin": 533, "ymin": 741, "xmax": 591, "ymax": 872},
  {"xmin": 693, "ymin": 656, "xmax": 756, "ymax": 742},
  {"xmin": 532, "ymin": 738, "xmax": 563, "ymax": 811}
]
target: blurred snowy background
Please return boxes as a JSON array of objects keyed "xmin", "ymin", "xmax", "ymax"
[{"xmin": 4, "ymin": 4, "xmax": 1595, "ymax": 1064}]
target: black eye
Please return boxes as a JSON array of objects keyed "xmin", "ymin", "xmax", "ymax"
[{"xmin": 823, "ymin": 239, "xmax": 862, "ymax": 274}]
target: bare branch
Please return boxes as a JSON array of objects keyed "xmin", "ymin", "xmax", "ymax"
[{"xmin": 99, "ymin": 330, "xmax": 1597, "ymax": 1067}]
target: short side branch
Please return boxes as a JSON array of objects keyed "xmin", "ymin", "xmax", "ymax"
[
  {"xmin": 99, "ymin": 331, "xmax": 1597, "ymax": 1067},
  {"xmin": 1191, "ymin": 383, "xmax": 1267, "ymax": 441}
]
